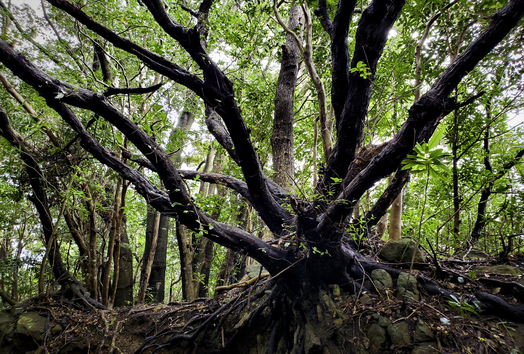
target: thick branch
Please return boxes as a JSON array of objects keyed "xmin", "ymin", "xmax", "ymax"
[
  {"xmin": 317, "ymin": 0, "xmax": 524, "ymax": 238},
  {"xmin": 0, "ymin": 41, "xmax": 291, "ymax": 274},
  {"xmin": 321, "ymin": 0, "xmax": 405, "ymax": 196},
  {"xmin": 0, "ymin": 107, "xmax": 94, "ymax": 300},
  {"xmin": 178, "ymin": 170, "xmax": 252, "ymax": 203},
  {"xmin": 141, "ymin": 0, "xmax": 228, "ymax": 93},
  {"xmin": 46, "ymin": 0, "xmax": 205, "ymax": 94},
  {"xmin": 328, "ymin": 0, "xmax": 358, "ymax": 120},
  {"xmin": 314, "ymin": 0, "xmax": 332, "ymax": 34},
  {"xmin": 45, "ymin": 0, "xmax": 291, "ymax": 233},
  {"xmin": 104, "ymin": 83, "xmax": 163, "ymax": 97}
]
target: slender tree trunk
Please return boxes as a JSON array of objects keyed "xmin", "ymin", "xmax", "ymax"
[
  {"xmin": 177, "ymin": 222, "xmax": 195, "ymax": 301},
  {"xmin": 142, "ymin": 110, "xmax": 195, "ymax": 302},
  {"xmin": 113, "ymin": 216, "xmax": 134, "ymax": 307},
  {"xmin": 85, "ymin": 187, "xmax": 99, "ymax": 299},
  {"xmin": 452, "ymin": 108, "xmax": 461, "ymax": 241},
  {"xmin": 137, "ymin": 211, "xmax": 160, "ymax": 303},
  {"xmin": 376, "ymin": 212, "xmax": 389, "ymax": 239},
  {"xmin": 146, "ymin": 213, "xmax": 169, "ymax": 302},
  {"xmin": 0, "ymin": 108, "xmax": 105, "ymax": 309},
  {"xmin": 271, "ymin": 4, "xmax": 301, "ymax": 190},
  {"xmin": 470, "ymin": 127, "xmax": 493, "ymax": 243},
  {"xmin": 192, "ymin": 144, "xmax": 220, "ymax": 298},
  {"xmin": 388, "ymin": 175, "xmax": 403, "ymax": 241},
  {"xmin": 101, "ymin": 177, "xmax": 123, "ymax": 306},
  {"xmin": 110, "ymin": 180, "xmax": 129, "ymax": 306},
  {"xmin": 216, "ymin": 203, "xmax": 249, "ymax": 288}
]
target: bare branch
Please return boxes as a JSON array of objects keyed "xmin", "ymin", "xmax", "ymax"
[
  {"xmin": 46, "ymin": 0, "xmax": 205, "ymax": 94},
  {"xmin": 320, "ymin": 0, "xmax": 405, "ymax": 197},
  {"xmin": 104, "ymin": 83, "xmax": 163, "ymax": 97},
  {"xmin": 317, "ymin": 0, "xmax": 524, "ymax": 238},
  {"xmin": 314, "ymin": 0, "xmax": 332, "ymax": 33},
  {"xmin": 329, "ymin": 0, "xmax": 358, "ymax": 120}
]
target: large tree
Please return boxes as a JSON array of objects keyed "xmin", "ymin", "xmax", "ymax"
[{"xmin": 1, "ymin": 0, "xmax": 524, "ymax": 351}]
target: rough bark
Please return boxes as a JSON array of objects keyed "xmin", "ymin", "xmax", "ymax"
[
  {"xmin": 137, "ymin": 211, "xmax": 160, "ymax": 304},
  {"xmin": 0, "ymin": 0, "xmax": 521, "ymax": 298},
  {"xmin": 452, "ymin": 108, "xmax": 461, "ymax": 239},
  {"xmin": 271, "ymin": 4, "xmax": 301, "ymax": 190},
  {"xmin": 319, "ymin": 0, "xmax": 405, "ymax": 196},
  {"xmin": 316, "ymin": 1, "xmax": 524, "ymax": 239},
  {"xmin": 144, "ymin": 209, "xmax": 169, "ymax": 303},
  {"xmin": 101, "ymin": 177, "xmax": 123, "ymax": 307},
  {"xmin": 113, "ymin": 217, "xmax": 134, "ymax": 307}
]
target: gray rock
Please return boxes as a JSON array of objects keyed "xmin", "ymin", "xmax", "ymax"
[
  {"xmin": 371, "ymin": 314, "xmax": 391, "ymax": 327},
  {"xmin": 0, "ymin": 310, "xmax": 15, "ymax": 335},
  {"xmin": 371, "ymin": 269, "xmax": 393, "ymax": 295},
  {"xmin": 473, "ymin": 265, "xmax": 522, "ymax": 276},
  {"xmin": 15, "ymin": 312, "xmax": 46, "ymax": 341},
  {"xmin": 455, "ymin": 249, "xmax": 489, "ymax": 259},
  {"xmin": 379, "ymin": 238, "xmax": 425, "ymax": 263},
  {"xmin": 367, "ymin": 323, "xmax": 386, "ymax": 353},
  {"xmin": 414, "ymin": 320, "xmax": 434, "ymax": 342},
  {"xmin": 387, "ymin": 321, "xmax": 411, "ymax": 347},
  {"xmin": 51, "ymin": 324, "xmax": 62, "ymax": 336},
  {"xmin": 396, "ymin": 273, "xmax": 420, "ymax": 301}
]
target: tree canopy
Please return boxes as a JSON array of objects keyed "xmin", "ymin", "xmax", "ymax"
[{"xmin": 1, "ymin": 0, "xmax": 524, "ymax": 351}]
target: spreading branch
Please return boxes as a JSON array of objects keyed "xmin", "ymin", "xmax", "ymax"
[
  {"xmin": 317, "ymin": 0, "xmax": 524, "ymax": 238},
  {"xmin": 320, "ymin": 0, "xmax": 405, "ymax": 196},
  {"xmin": 104, "ymin": 83, "xmax": 163, "ymax": 97}
]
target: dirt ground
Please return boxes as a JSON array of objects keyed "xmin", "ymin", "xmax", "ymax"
[{"xmin": 1, "ymin": 252, "xmax": 524, "ymax": 353}]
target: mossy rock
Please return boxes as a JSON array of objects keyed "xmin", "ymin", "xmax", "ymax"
[
  {"xmin": 379, "ymin": 238, "xmax": 425, "ymax": 263},
  {"xmin": 473, "ymin": 265, "xmax": 522, "ymax": 276},
  {"xmin": 15, "ymin": 312, "xmax": 46, "ymax": 341}
]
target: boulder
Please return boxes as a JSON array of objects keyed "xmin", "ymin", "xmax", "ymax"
[
  {"xmin": 15, "ymin": 312, "xmax": 46, "ymax": 341},
  {"xmin": 371, "ymin": 269, "xmax": 393, "ymax": 295},
  {"xmin": 366, "ymin": 323, "xmax": 386, "ymax": 354},
  {"xmin": 414, "ymin": 320, "xmax": 435, "ymax": 342},
  {"xmin": 396, "ymin": 273, "xmax": 420, "ymax": 301},
  {"xmin": 379, "ymin": 238, "xmax": 425, "ymax": 263},
  {"xmin": 387, "ymin": 321, "xmax": 411, "ymax": 346},
  {"xmin": 473, "ymin": 265, "xmax": 522, "ymax": 276},
  {"xmin": 455, "ymin": 249, "xmax": 489, "ymax": 260}
]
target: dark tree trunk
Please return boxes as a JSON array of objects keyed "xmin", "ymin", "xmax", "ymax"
[
  {"xmin": 452, "ymin": 108, "xmax": 461, "ymax": 240},
  {"xmin": 147, "ymin": 212, "xmax": 169, "ymax": 302},
  {"xmin": 176, "ymin": 222, "xmax": 195, "ymax": 300},
  {"xmin": 114, "ymin": 217, "xmax": 134, "ymax": 307},
  {"xmin": 271, "ymin": 5, "xmax": 302, "ymax": 190},
  {"xmin": 1, "ymin": 0, "xmax": 524, "ymax": 339},
  {"xmin": 142, "ymin": 110, "xmax": 195, "ymax": 302}
]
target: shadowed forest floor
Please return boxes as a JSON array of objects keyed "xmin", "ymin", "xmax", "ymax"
[{"xmin": 1, "ymin": 251, "xmax": 524, "ymax": 354}]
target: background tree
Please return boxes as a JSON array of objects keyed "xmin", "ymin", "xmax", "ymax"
[{"xmin": 1, "ymin": 0, "xmax": 524, "ymax": 351}]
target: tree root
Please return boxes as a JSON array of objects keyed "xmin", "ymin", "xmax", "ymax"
[{"xmin": 133, "ymin": 281, "xmax": 272, "ymax": 354}]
